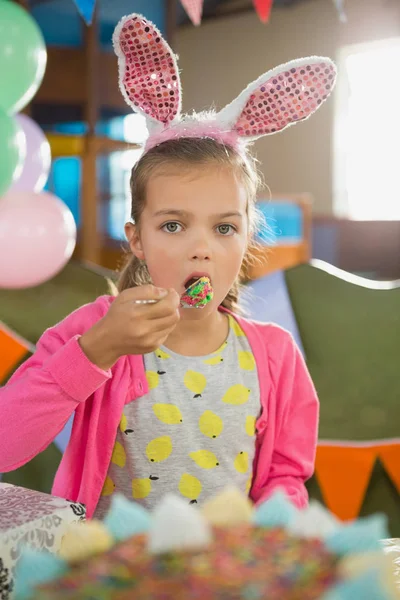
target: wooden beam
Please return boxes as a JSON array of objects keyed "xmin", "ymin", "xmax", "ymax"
[
  {"xmin": 35, "ymin": 48, "xmax": 86, "ymax": 104},
  {"xmin": 93, "ymin": 137, "xmax": 141, "ymax": 154},
  {"xmin": 46, "ymin": 133, "xmax": 85, "ymax": 157},
  {"xmin": 166, "ymin": 0, "xmax": 178, "ymax": 46},
  {"xmin": 35, "ymin": 48, "xmax": 128, "ymax": 109},
  {"xmin": 46, "ymin": 134, "xmax": 140, "ymax": 158},
  {"xmin": 15, "ymin": 0, "xmax": 30, "ymax": 8},
  {"xmin": 81, "ymin": 8, "xmax": 101, "ymax": 265},
  {"xmin": 97, "ymin": 54, "xmax": 129, "ymax": 108}
]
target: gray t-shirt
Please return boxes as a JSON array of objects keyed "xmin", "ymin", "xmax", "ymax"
[{"xmin": 95, "ymin": 314, "xmax": 261, "ymax": 518}]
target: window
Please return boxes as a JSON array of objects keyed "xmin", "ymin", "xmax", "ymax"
[
  {"xmin": 333, "ymin": 38, "xmax": 400, "ymax": 220},
  {"xmin": 107, "ymin": 114, "xmax": 148, "ymax": 240}
]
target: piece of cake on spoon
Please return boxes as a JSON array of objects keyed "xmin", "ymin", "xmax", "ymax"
[{"xmin": 180, "ymin": 276, "xmax": 214, "ymax": 309}]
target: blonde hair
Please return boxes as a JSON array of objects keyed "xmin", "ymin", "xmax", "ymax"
[{"xmin": 116, "ymin": 137, "xmax": 263, "ymax": 313}]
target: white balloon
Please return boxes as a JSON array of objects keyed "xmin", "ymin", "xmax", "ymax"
[
  {"xmin": 0, "ymin": 190, "xmax": 76, "ymax": 289},
  {"xmin": 10, "ymin": 114, "xmax": 51, "ymax": 193}
]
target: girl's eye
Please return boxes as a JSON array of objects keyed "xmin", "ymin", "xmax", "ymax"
[
  {"xmin": 162, "ymin": 222, "xmax": 182, "ymax": 233},
  {"xmin": 217, "ymin": 224, "xmax": 236, "ymax": 235}
]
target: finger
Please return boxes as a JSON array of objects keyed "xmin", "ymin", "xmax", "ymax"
[
  {"xmin": 126, "ymin": 296, "xmax": 179, "ymax": 326},
  {"xmin": 144, "ymin": 289, "xmax": 180, "ymax": 320},
  {"xmin": 129, "ymin": 313, "xmax": 179, "ymax": 349},
  {"xmin": 150, "ymin": 311, "xmax": 180, "ymax": 334},
  {"xmin": 120, "ymin": 284, "xmax": 167, "ymax": 303}
]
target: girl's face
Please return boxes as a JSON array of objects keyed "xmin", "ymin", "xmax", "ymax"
[{"xmin": 125, "ymin": 165, "xmax": 249, "ymax": 318}]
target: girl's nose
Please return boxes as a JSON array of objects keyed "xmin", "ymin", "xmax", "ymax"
[{"xmin": 190, "ymin": 237, "xmax": 212, "ymax": 261}]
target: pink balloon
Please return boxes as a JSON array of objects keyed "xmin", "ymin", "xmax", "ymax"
[
  {"xmin": 9, "ymin": 114, "xmax": 51, "ymax": 193},
  {"xmin": 0, "ymin": 191, "xmax": 76, "ymax": 289}
]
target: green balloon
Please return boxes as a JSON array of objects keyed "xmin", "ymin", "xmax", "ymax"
[
  {"xmin": 0, "ymin": 1, "xmax": 47, "ymax": 114},
  {"xmin": 0, "ymin": 108, "xmax": 26, "ymax": 197}
]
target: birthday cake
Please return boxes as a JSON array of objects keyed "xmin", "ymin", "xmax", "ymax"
[{"xmin": 16, "ymin": 489, "xmax": 397, "ymax": 600}]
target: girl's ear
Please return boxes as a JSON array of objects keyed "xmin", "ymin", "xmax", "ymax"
[
  {"xmin": 125, "ymin": 222, "xmax": 145, "ymax": 261},
  {"xmin": 113, "ymin": 13, "xmax": 182, "ymax": 132},
  {"xmin": 216, "ymin": 57, "xmax": 336, "ymax": 141}
]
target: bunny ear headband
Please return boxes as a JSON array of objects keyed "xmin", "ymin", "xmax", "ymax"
[{"xmin": 113, "ymin": 13, "xmax": 337, "ymax": 154}]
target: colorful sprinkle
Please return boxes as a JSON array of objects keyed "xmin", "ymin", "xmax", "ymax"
[{"xmin": 34, "ymin": 526, "xmax": 339, "ymax": 599}]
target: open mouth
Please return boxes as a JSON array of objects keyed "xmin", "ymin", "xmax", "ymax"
[{"xmin": 184, "ymin": 275, "xmax": 211, "ymax": 289}]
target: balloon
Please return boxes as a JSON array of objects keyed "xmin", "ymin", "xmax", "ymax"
[
  {"xmin": 0, "ymin": 191, "xmax": 77, "ymax": 289},
  {"xmin": 0, "ymin": 2, "xmax": 47, "ymax": 114},
  {"xmin": 0, "ymin": 109, "xmax": 26, "ymax": 198},
  {"xmin": 10, "ymin": 115, "xmax": 51, "ymax": 193}
]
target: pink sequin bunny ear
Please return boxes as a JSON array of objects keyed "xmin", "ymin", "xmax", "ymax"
[
  {"xmin": 113, "ymin": 14, "xmax": 182, "ymax": 131},
  {"xmin": 216, "ymin": 57, "xmax": 336, "ymax": 141}
]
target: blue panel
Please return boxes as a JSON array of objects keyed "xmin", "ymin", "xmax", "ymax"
[
  {"xmin": 32, "ymin": 0, "xmax": 166, "ymax": 49},
  {"xmin": 50, "ymin": 158, "xmax": 81, "ymax": 226},
  {"xmin": 51, "ymin": 122, "xmax": 87, "ymax": 135},
  {"xmin": 44, "ymin": 123, "xmax": 82, "ymax": 227},
  {"xmin": 96, "ymin": 117, "xmax": 126, "ymax": 139},
  {"xmin": 110, "ymin": 0, "xmax": 166, "ymax": 33},
  {"xmin": 256, "ymin": 200, "xmax": 303, "ymax": 246},
  {"xmin": 101, "ymin": 0, "xmax": 166, "ymax": 50},
  {"xmin": 240, "ymin": 270, "xmax": 304, "ymax": 354},
  {"xmin": 312, "ymin": 223, "xmax": 339, "ymax": 266},
  {"xmin": 108, "ymin": 197, "xmax": 130, "ymax": 240},
  {"xmin": 31, "ymin": 0, "xmax": 83, "ymax": 47}
]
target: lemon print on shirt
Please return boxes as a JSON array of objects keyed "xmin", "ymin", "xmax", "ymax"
[
  {"xmin": 184, "ymin": 370, "xmax": 206, "ymax": 398},
  {"xmin": 222, "ymin": 384, "xmax": 250, "ymax": 405},
  {"xmin": 234, "ymin": 451, "xmax": 249, "ymax": 474},
  {"xmin": 229, "ymin": 316, "xmax": 245, "ymax": 337},
  {"xmin": 246, "ymin": 475, "xmax": 253, "ymax": 494},
  {"xmin": 190, "ymin": 450, "xmax": 219, "ymax": 469},
  {"xmin": 155, "ymin": 348, "xmax": 171, "ymax": 360},
  {"xmin": 101, "ymin": 475, "xmax": 115, "ymax": 496},
  {"xmin": 215, "ymin": 340, "xmax": 228, "ymax": 353},
  {"xmin": 146, "ymin": 436, "xmax": 172, "ymax": 463},
  {"xmin": 153, "ymin": 403, "xmax": 183, "ymax": 424},
  {"xmin": 111, "ymin": 442, "xmax": 126, "ymax": 468},
  {"xmin": 179, "ymin": 473, "xmax": 202, "ymax": 504},
  {"xmin": 238, "ymin": 351, "xmax": 256, "ymax": 371},
  {"xmin": 146, "ymin": 371, "xmax": 160, "ymax": 390},
  {"xmin": 199, "ymin": 410, "xmax": 223, "ymax": 439},
  {"xmin": 132, "ymin": 475, "xmax": 159, "ymax": 499},
  {"xmin": 119, "ymin": 415, "xmax": 128, "ymax": 433},
  {"xmin": 119, "ymin": 414, "xmax": 133, "ymax": 435},
  {"xmin": 203, "ymin": 354, "xmax": 223, "ymax": 366},
  {"xmin": 120, "ymin": 414, "xmax": 127, "ymax": 433},
  {"xmin": 245, "ymin": 415, "xmax": 256, "ymax": 437}
]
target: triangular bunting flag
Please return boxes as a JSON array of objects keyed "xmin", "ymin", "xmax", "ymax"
[
  {"xmin": 315, "ymin": 446, "xmax": 377, "ymax": 521},
  {"xmin": 72, "ymin": 0, "xmax": 97, "ymax": 25},
  {"xmin": 0, "ymin": 324, "xmax": 33, "ymax": 383},
  {"xmin": 180, "ymin": 0, "xmax": 204, "ymax": 26},
  {"xmin": 378, "ymin": 444, "xmax": 400, "ymax": 495},
  {"xmin": 252, "ymin": 0, "xmax": 274, "ymax": 23}
]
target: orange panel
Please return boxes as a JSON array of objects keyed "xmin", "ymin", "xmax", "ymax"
[{"xmin": 0, "ymin": 326, "xmax": 30, "ymax": 382}]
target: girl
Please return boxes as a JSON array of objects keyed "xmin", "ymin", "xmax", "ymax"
[{"xmin": 0, "ymin": 14, "xmax": 336, "ymax": 519}]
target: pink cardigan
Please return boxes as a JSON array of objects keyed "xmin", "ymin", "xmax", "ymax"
[{"xmin": 0, "ymin": 296, "xmax": 319, "ymax": 517}]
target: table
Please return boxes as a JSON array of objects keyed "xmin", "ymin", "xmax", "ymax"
[
  {"xmin": 0, "ymin": 482, "xmax": 86, "ymax": 600},
  {"xmin": 382, "ymin": 538, "xmax": 400, "ymax": 589},
  {"xmin": 0, "ymin": 482, "xmax": 398, "ymax": 598}
]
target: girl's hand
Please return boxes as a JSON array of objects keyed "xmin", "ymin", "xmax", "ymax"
[{"xmin": 79, "ymin": 286, "xmax": 180, "ymax": 370}]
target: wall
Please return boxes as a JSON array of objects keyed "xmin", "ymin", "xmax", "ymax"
[{"xmin": 175, "ymin": 0, "xmax": 400, "ymax": 215}]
